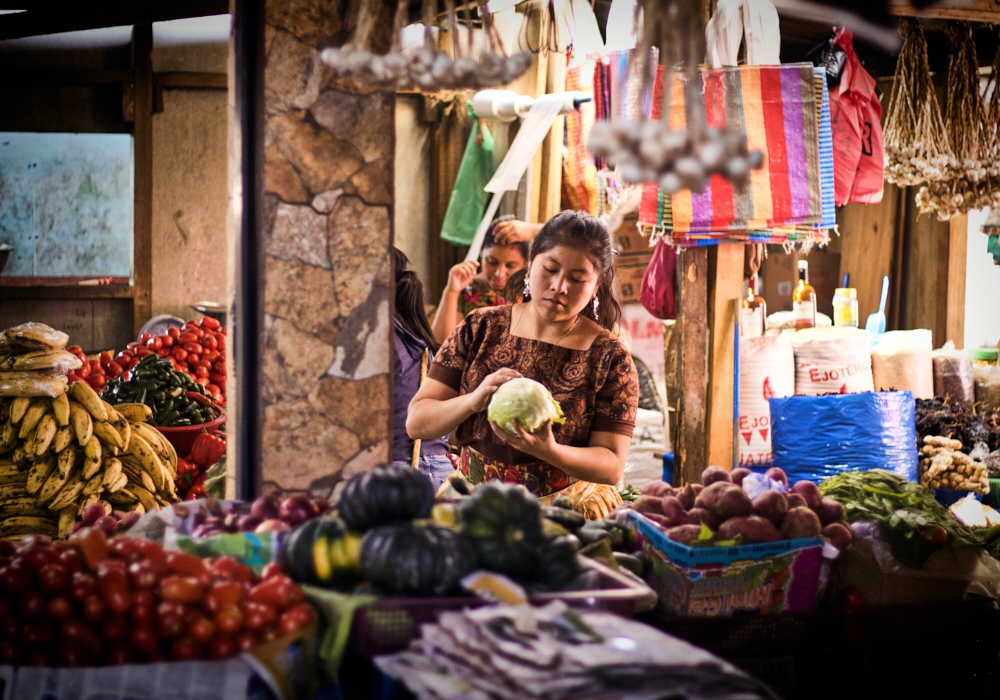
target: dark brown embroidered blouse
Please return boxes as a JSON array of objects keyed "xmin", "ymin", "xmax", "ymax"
[{"xmin": 428, "ymin": 305, "xmax": 639, "ymax": 465}]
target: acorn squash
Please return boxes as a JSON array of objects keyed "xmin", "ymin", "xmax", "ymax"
[
  {"xmin": 280, "ymin": 517, "xmax": 362, "ymax": 588},
  {"xmin": 360, "ymin": 521, "xmax": 476, "ymax": 596},
  {"xmin": 338, "ymin": 464, "xmax": 435, "ymax": 532},
  {"xmin": 459, "ymin": 483, "xmax": 544, "ymax": 581}
]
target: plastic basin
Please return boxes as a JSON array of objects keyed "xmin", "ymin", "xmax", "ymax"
[{"xmin": 154, "ymin": 406, "xmax": 225, "ymax": 457}]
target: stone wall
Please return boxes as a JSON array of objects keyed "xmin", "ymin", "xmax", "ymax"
[{"xmin": 260, "ymin": 0, "xmax": 394, "ymax": 497}]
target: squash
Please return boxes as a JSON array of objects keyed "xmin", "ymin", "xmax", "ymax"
[
  {"xmin": 536, "ymin": 535, "xmax": 583, "ymax": 591},
  {"xmin": 337, "ymin": 464, "xmax": 435, "ymax": 532},
  {"xmin": 360, "ymin": 521, "xmax": 476, "ymax": 596},
  {"xmin": 280, "ymin": 517, "xmax": 362, "ymax": 588},
  {"xmin": 459, "ymin": 483, "xmax": 544, "ymax": 581}
]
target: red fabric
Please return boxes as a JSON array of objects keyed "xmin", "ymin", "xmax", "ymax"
[
  {"xmin": 638, "ymin": 241, "xmax": 678, "ymax": 320},
  {"xmin": 830, "ymin": 27, "xmax": 884, "ymax": 206}
]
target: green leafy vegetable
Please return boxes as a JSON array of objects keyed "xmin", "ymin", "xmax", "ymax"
[{"xmin": 487, "ymin": 378, "xmax": 565, "ymax": 434}]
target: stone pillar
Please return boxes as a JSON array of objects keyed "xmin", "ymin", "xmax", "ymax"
[{"xmin": 254, "ymin": 0, "xmax": 394, "ymax": 497}]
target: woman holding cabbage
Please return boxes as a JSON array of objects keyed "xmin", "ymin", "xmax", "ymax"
[{"xmin": 407, "ymin": 211, "xmax": 638, "ymax": 519}]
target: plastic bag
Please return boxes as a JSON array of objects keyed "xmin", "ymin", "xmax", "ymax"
[
  {"xmin": 0, "ymin": 372, "xmax": 68, "ymax": 397},
  {"xmin": 871, "ymin": 329, "xmax": 933, "ymax": 399},
  {"xmin": 769, "ymin": 390, "xmax": 918, "ymax": 483},
  {"xmin": 3, "ymin": 322, "xmax": 69, "ymax": 352},
  {"xmin": 638, "ymin": 239, "xmax": 677, "ymax": 320},
  {"xmin": 975, "ymin": 364, "xmax": 1000, "ymax": 413},
  {"xmin": 8, "ymin": 350, "xmax": 83, "ymax": 373},
  {"xmin": 791, "ymin": 327, "xmax": 874, "ymax": 395},
  {"xmin": 932, "ymin": 341, "xmax": 974, "ymax": 402},
  {"xmin": 739, "ymin": 335, "xmax": 794, "ymax": 467},
  {"xmin": 440, "ymin": 116, "xmax": 496, "ymax": 247}
]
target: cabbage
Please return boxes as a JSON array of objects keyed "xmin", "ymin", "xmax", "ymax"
[{"xmin": 487, "ymin": 378, "xmax": 565, "ymax": 435}]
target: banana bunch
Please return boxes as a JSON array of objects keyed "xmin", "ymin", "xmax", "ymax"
[{"xmin": 0, "ymin": 382, "xmax": 179, "ymax": 539}]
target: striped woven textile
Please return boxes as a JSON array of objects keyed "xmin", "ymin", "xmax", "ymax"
[{"xmin": 562, "ymin": 62, "xmax": 598, "ymax": 214}]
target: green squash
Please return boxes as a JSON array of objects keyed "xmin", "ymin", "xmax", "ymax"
[
  {"xmin": 459, "ymin": 483, "xmax": 544, "ymax": 581},
  {"xmin": 280, "ymin": 517, "xmax": 362, "ymax": 588},
  {"xmin": 338, "ymin": 464, "xmax": 435, "ymax": 532},
  {"xmin": 360, "ymin": 521, "xmax": 476, "ymax": 596},
  {"xmin": 536, "ymin": 535, "xmax": 583, "ymax": 591}
]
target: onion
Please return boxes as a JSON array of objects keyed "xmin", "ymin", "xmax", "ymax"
[
  {"xmin": 255, "ymin": 519, "xmax": 291, "ymax": 533},
  {"xmin": 237, "ymin": 515, "xmax": 263, "ymax": 532},
  {"xmin": 223, "ymin": 513, "xmax": 241, "ymax": 533},
  {"xmin": 279, "ymin": 494, "xmax": 317, "ymax": 526},
  {"xmin": 94, "ymin": 516, "xmax": 119, "ymax": 538},
  {"xmin": 250, "ymin": 496, "xmax": 281, "ymax": 521},
  {"xmin": 119, "ymin": 511, "xmax": 142, "ymax": 531},
  {"xmin": 82, "ymin": 503, "xmax": 106, "ymax": 527}
]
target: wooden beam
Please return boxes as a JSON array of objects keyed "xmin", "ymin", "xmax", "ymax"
[
  {"xmin": 946, "ymin": 214, "xmax": 968, "ymax": 348},
  {"xmin": 0, "ymin": 286, "xmax": 134, "ymax": 301},
  {"xmin": 889, "ymin": 0, "xmax": 1000, "ymax": 21},
  {"xmin": 675, "ymin": 247, "xmax": 709, "ymax": 486},
  {"xmin": 0, "ymin": 0, "xmax": 229, "ymax": 40},
  {"xmin": 0, "ymin": 69, "xmax": 132, "ymax": 86},
  {"xmin": 706, "ymin": 244, "xmax": 743, "ymax": 471},
  {"xmin": 154, "ymin": 72, "xmax": 228, "ymax": 90},
  {"xmin": 537, "ymin": 51, "xmax": 566, "ymax": 223},
  {"xmin": 132, "ymin": 24, "xmax": 154, "ymax": 339}
]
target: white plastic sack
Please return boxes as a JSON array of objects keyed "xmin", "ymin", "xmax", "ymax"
[
  {"xmin": 871, "ymin": 329, "xmax": 934, "ymax": 399},
  {"xmin": 739, "ymin": 335, "xmax": 795, "ymax": 467},
  {"xmin": 622, "ymin": 408, "xmax": 665, "ymax": 490},
  {"xmin": 932, "ymin": 341, "xmax": 975, "ymax": 402},
  {"xmin": 791, "ymin": 327, "xmax": 874, "ymax": 395},
  {"xmin": 704, "ymin": 0, "xmax": 780, "ymax": 68}
]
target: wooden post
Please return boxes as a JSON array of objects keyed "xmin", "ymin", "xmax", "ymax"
[
  {"xmin": 706, "ymin": 244, "xmax": 744, "ymax": 471},
  {"xmin": 946, "ymin": 214, "xmax": 968, "ymax": 348},
  {"xmin": 131, "ymin": 25, "xmax": 153, "ymax": 338},
  {"xmin": 537, "ymin": 52, "xmax": 566, "ymax": 223},
  {"xmin": 675, "ymin": 247, "xmax": 709, "ymax": 485}
]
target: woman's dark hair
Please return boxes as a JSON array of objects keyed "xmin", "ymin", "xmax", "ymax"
[
  {"xmin": 505, "ymin": 210, "xmax": 621, "ymax": 331},
  {"xmin": 483, "ymin": 221, "xmax": 529, "ymax": 263},
  {"xmin": 392, "ymin": 248, "xmax": 439, "ymax": 353}
]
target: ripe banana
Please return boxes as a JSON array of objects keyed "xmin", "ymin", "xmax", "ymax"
[
  {"xmin": 106, "ymin": 487, "xmax": 136, "ymax": 504},
  {"xmin": 49, "ymin": 477, "xmax": 86, "ymax": 511},
  {"xmin": 109, "ymin": 473, "xmax": 129, "ymax": 493},
  {"xmin": 69, "ymin": 403, "xmax": 93, "ymax": 446},
  {"xmin": 9, "ymin": 397, "xmax": 31, "ymax": 425},
  {"xmin": 58, "ymin": 507, "xmax": 76, "ymax": 539},
  {"xmin": 101, "ymin": 400, "xmax": 120, "ymax": 423},
  {"xmin": 115, "ymin": 403, "xmax": 153, "ymax": 424},
  {"xmin": 26, "ymin": 456, "xmax": 57, "ymax": 495},
  {"xmin": 1, "ymin": 420, "xmax": 16, "ymax": 450},
  {"xmin": 101, "ymin": 457, "xmax": 122, "ymax": 489},
  {"xmin": 78, "ymin": 492, "xmax": 100, "ymax": 511},
  {"xmin": 56, "ymin": 445, "xmax": 78, "ymax": 480},
  {"xmin": 33, "ymin": 414, "xmax": 57, "ymax": 457},
  {"xmin": 70, "ymin": 382, "xmax": 107, "ymax": 422},
  {"xmin": 51, "ymin": 393, "xmax": 70, "ymax": 428},
  {"xmin": 0, "ymin": 516, "xmax": 58, "ymax": 538},
  {"xmin": 52, "ymin": 425, "xmax": 72, "ymax": 454},
  {"xmin": 11, "ymin": 444, "xmax": 30, "ymax": 469},
  {"xmin": 113, "ymin": 415, "xmax": 131, "ymax": 452},
  {"xmin": 19, "ymin": 399, "xmax": 50, "ymax": 439},
  {"xmin": 37, "ymin": 465, "xmax": 75, "ymax": 505},
  {"xmin": 92, "ymin": 421, "xmax": 123, "ymax": 450},
  {"xmin": 0, "ymin": 400, "xmax": 8, "ymax": 424},
  {"xmin": 21, "ymin": 426, "xmax": 37, "ymax": 457},
  {"xmin": 125, "ymin": 434, "xmax": 165, "ymax": 491},
  {"xmin": 81, "ymin": 472, "xmax": 104, "ymax": 496},
  {"xmin": 129, "ymin": 484, "xmax": 158, "ymax": 512},
  {"xmin": 82, "ymin": 436, "xmax": 102, "ymax": 479}
]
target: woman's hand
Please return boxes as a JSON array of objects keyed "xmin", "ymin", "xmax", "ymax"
[
  {"xmin": 465, "ymin": 368, "xmax": 521, "ymax": 414},
  {"xmin": 447, "ymin": 260, "xmax": 479, "ymax": 294},
  {"xmin": 489, "ymin": 419, "xmax": 558, "ymax": 462},
  {"xmin": 492, "ymin": 220, "xmax": 538, "ymax": 245}
]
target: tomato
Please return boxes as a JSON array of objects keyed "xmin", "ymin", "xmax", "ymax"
[
  {"xmin": 106, "ymin": 361, "xmax": 124, "ymax": 378},
  {"xmin": 131, "ymin": 625, "xmax": 160, "ymax": 657},
  {"xmin": 214, "ymin": 605, "xmax": 243, "ymax": 635},
  {"xmin": 160, "ymin": 575, "xmax": 206, "ymax": 603},
  {"xmin": 0, "ymin": 561, "xmax": 33, "ymax": 595},
  {"xmin": 20, "ymin": 591, "xmax": 46, "ymax": 618},
  {"xmin": 118, "ymin": 350, "xmax": 134, "ymax": 363},
  {"xmin": 70, "ymin": 571, "xmax": 97, "ymax": 601},
  {"xmin": 107, "ymin": 644, "xmax": 133, "ymax": 665},
  {"xmin": 140, "ymin": 333, "xmax": 152, "ymax": 343},
  {"xmin": 173, "ymin": 348, "xmax": 189, "ymax": 362},
  {"xmin": 260, "ymin": 562, "xmax": 285, "ymax": 581},
  {"xmin": 109, "ymin": 538, "xmax": 141, "ymax": 562},
  {"xmin": 58, "ymin": 643, "xmax": 92, "ymax": 668},
  {"xmin": 156, "ymin": 601, "xmax": 185, "ymax": 638},
  {"xmin": 103, "ymin": 615, "xmax": 129, "ymax": 642},
  {"xmin": 90, "ymin": 359, "xmax": 102, "ymax": 373},
  {"xmin": 203, "ymin": 580, "xmax": 242, "ymax": 615},
  {"xmin": 67, "ymin": 346, "xmax": 83, "ymax": 355},
  {"xmin": 133, "ymin": 538, "xmax": 166, "ymax": 563},
  {"xmin": 25, "ymin": 649, "xmax": 51, "ymax": 666},
  {"xmin": 202, "ymin": 335, "xmax": 218, "ymax": 352},
  {"xmin": 215, "ymin": 333, "xmax": 226, "ymax": 352},
  {"xmin": 207, "ymin": 634, "xmax": 236, "ymax": 659},
  {"xmin": 202, "ymin": 350, "xmax": 221, "ymax": 364},
  {"xmin": 95, "ymin": 559, "xmax": 130, "ymax": 614},
  {"xmin": 188, "ymin": 614, "xmax": 216, "ymax": 643},
  {"xmin": 131, "ymin": 600, "xmax": 153, "ymax": 627},
  {"xmin": 201, "ymin": 316, "xmax": 221, "ymax": 330},
  {"xmin": 88, "ymin": 375, "xmax": 106, "ymax": 391},
  {"xmin": 135, "ymin": 347, "xmax": 153, "ymax": 358},
  {"xmin": 21, "ymin": 621, "xmax": 55, "ymax": 647},
  {"xmin": 126, "ymin": 560, "xmax": 158, "ymax": 590},
  {"xmin": 165, "ymin": 551, "xmax": 210, "ymax": 585},
  {"xmin": 235, "ymin": 631, "xmax": 257, "ymax": 652},
  {"xmin": 178, "ymin": 332, "xmax": 198, "ymax": 344},
  {"xmin": 212, "ymin": 360, "xmax": 227, "ymax": 375},
  {"xmin": 194, "ymin": 366, "xmax": 210, "ymax": 379},
  {"xmin": 62, "ymin": 619, "xmax": 101, "ymax": 649},
  {"xmin": 47, "ymin": 596, "xmax": 73, "ymax": 620},
  {"xmin": 168, "ymin": 326, "xmax": 181, "ymax": 338},
  {"xmin": 170, "ymin": 636, "xmax": 203, "ymax": 661},
  {"xmin": 146, "ymin": 336, "xmax": 163, "ymax": 351},
  {"xmin": 0, "ymin": 598, "xmax": 9, "ymax": 619},
  {"xmin": 70, "ymin": 526, "xmax": 110, "ymax": 568},
  {"xmin": 66, "ymin": 371, "xmax": 80, "ymax": 383},
  {"xmin": 0, "ymin": 640, "xmax": 17, "ymax": 665},
  {"xmin": 157, "ymin": 348, "xmax": 173, "ymax": 359},
  {"xmin": 82, "ymin": 594, "xmax": 107, "ymax": 622},
  {"xmin": 21, "ymin": 544, "xmax": 54, "ymax": 571},
  {"xmin": 210, "ymin": 557, "xmax": 255, "ymax": 584},
  {"xmin": 188, "ymin": 354, "xmax": 202, "ymax": 366},
  {"xmin": 57, "ymin": 547, "xmax": 84, "ymax": 574},
  {"xmin": 243, "ymin": 602, "xmax": 276, "ymax": 631},
  {"xmin": 77, "ymin": 361, "xmax": 91, "ymax": 378},
  {"xmin": 38, "ymin": 562, "xmax": 69, "ymax": 593},
  {"xmin": 195, "ymin": 376, "xmax": 209, "ymax": 386},
  {"xmin": 209, "ymin": 372, "xmax": 226, "ymax": 386},
  {"xmin": 127, "ymin": 342, "xmax": 141, "ymax": 353},
  {"xmin": 99, "ymin": 351, "xmax": 113, "ymax": 368},
  {"xmin": 161, "ymin": 334, "xmax": 175, "ymax": 348},
  {"xmin": 0, "ymin": 617, "xmax": 19, "ymax": 640}
]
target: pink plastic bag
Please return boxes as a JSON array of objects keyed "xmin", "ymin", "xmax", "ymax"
[
  {"xmin": 638, "ymin": 241, "xmax": 677, "ymax": 320},
  {"xmin": 830, "ymin": 27, "xmax": 884, "ymax": 206}
]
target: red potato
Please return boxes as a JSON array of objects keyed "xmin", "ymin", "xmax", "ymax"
[
  {"xmin": 660, "ymin": 497, "xmax": 687, "ymax": 526},
  {"xmin": 677, "ymin": 483, "xmax": 704, "ymax": 510},
  {"xmin": 790, "ymin": 480, "xmax": 823, "ymax": 510},
  {"xmin": 695, "ymin": 482, "xmax": 753, "ymax": 521},
  {"xmin": 665, "ymin": 524, "xmax": 704, "ymax": 546},
  {"xmin": 718, "ymin": 515, "xmax": 782, "ymax": 543},
  {"xmin": 764, "ymin": 467, "xmax": 789, "ymax": 488},
  {"xmin": 822, "ymin": 522, "xmax": 854, "ymax": 552},
  {"xmin": 815, "ymin": 499, "xmax": 846, "ymax": 526},
  {"xmin": 752, "ymin": 490, "xmax": 789, "ymax": 527},
  {"xmin": 632, "ymin": 496, "xmax": 664, "ymax": 516},
  {"xmin": 780, "ymin": 507, "xmax": 823, "ymax": 539},
  {"xmin": 786, "ymin": 493, "xmax": 808, "ymax": 510},
  {"xmin": 701, "ymin": 466, "xmax": 731, "ymax": 486},
  {"xmin": 730, "ymin": 468, "xmax": 751, "ymax": 487},
  {"xmin": 683, "ymin": 507, "xmax": 719, "ymax": 530},
  {"xmin": 641, "ymin": 482, "xmax": 675, "ymax": 498}
]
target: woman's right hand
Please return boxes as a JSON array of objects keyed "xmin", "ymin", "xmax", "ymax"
[
  {"xmin": 447, "ymin": 261, "xmax": 479, "ymax": 294},
  {"xmin": 465, "ymin": 368, "xmax": 521, "ymax": 414}
]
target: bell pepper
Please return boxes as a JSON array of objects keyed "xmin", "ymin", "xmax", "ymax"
[
  {"xmin": 176, "ymin": 458, "xmax": 200, "ymax": 489},
  {"xmin": 189, "ymin": 432, "xmax": 226, "ymax": 470}
]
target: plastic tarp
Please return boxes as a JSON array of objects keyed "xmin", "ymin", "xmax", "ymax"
[{"xmin": 769, "ymin": 391, "xmax": 918, "ymax": 483}]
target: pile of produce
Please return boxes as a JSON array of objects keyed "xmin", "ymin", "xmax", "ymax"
[
  {"xmin": 0, "ymin": 323, "xmax": 80, "ymax": 398},
  {"xmin": 0, "ymin": 528, "xmax": 313, "ymax": 667},
  {"xmin": 186, "ymin": 492, "xmax": 332, "ymax": 538},
  {"xmin": 916, "ymin": 397, "xmax": 1000, "ymax": 454},
  {"xmin": 64, "ymin": 346, "xmax": 109, "ymax": 393},
  {"xmin": 176, "ymin": 431, "xmax": 227, "ymax": 500},
  {"xmin": 918, "ymin": 435, "xmax": 989, "ymax": 494},
  {"xmin": 819, "ymin": 469, "xmax": 985, "ymax": 567},
  {"xmin": 628, "ymin": 466, "xmax": 854, "ymax": 552},
  {"xmin": 101, "ymin": 354, "xmax": 219, "ymax": 427},
  {"xmin": 1, "ymin": 378, "xmax": 180, "ymax": 539}
]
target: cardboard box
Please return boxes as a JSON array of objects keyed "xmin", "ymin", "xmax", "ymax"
[
  {"xmin": 621, "ymin": 510, "xmax": 825, "ymax": 617},
  {"xmin": 760, "ymin": 248, "xmax": 841, "ymax": 318},
  {"xmin": 615, "ymin": 259, "xmax": 649, "ymax": 305},
  {"xmin": 613, "ymin": 214, "xmax": 656, "ymax": 258}
]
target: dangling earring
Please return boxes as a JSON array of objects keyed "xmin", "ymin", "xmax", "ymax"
[
  {"xmin": 523, "ymin": 281, "xmax": 531, "ymax": 300},
  {"xmin": 592, "ymin": 296, "xmax": 600, "ymax": 316}
]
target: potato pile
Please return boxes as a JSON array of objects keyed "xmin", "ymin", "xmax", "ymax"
[
  {"xmin": 0, "ymin": 323, "xmax": 82, "ymax": 397},
  {"xmin": 919, "ymin": 435, "xmax": 989, "ymax": 494},
  {"xmin": 630, "ymin": 466, "xmax": 854, "ymax": 552}
]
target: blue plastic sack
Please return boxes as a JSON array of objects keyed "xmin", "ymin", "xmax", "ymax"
[{"xmin": 768, "ymin": 391, "xmax": 918, "ymax": 484}]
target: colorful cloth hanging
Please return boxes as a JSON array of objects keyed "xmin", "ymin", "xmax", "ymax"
[{"xmin": 562, "ymin": 61, "xmax": 599, "ymax": 214}]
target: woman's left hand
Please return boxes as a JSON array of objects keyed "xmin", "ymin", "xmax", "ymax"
[{"xmin": 489, "ymin": 419, "xmax": 558, "ymax": 462}]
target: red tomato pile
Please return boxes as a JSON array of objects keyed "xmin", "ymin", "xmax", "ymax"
[
  {"xmin": 0, "ymin": 529, "xmax": 313, "ymax": 667},
  {"xmin": 65, "ymin": 346, "xmax": 109, "ymax": 394}
]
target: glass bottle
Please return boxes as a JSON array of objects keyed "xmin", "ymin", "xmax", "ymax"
[
  {"xmin": 741, "ymin": 275, "xmax": 766, "ymax": 339},
  {"xmin": 792, "ymin": 260, "xmax": 817, "ymax": 330}
]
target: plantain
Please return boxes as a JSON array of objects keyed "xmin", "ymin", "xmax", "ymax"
[
  {"xmin": 101, "ymin": 400, "xmax": 120, "ymax": 422},
  {"xmin": 92, "ymin": 420, "xmax": 123, "ymax": 450},
  {"xmin": 130, "ymin": 422, "xmax": 175, "ymax": 470},
  {"xmin": 1, "ymin": 420, "xmax": 16, "ymax": 451},
  {"xmin": 82, "ymin": 436, "xmax": 102, "ymax": 479},
  {"xmin": 56, "ymin": 445, "xmax": 78, "ymax": 480},
  {"xmin": 106, "ymin": 487, "xmax": 136, "ymax": 504},
  {"xmin": 51, "ymin": 392, "xmax": 70, "ymax": 428},
  {"xmin": 129, "ymin": 483, "xmax": 158, "ymax": 512},
  {"xmin": 11, "ymin": 444, "xmax": 30, "ymax": 469},
  {"xmin": 109, "ymin": 473, "xmax": 129, "ymax": 493},
  {"xmin": 101, "ymin": 457, "xmax": 123, "ymax": 489},
  {"xmin": 0, "ymin": 496, "xmax": 58, "ymax": 519},
  {"xmin": 33, "ymin": 414, "xmax": 57, "ymax": 457},
  {"xmin": 9, "ymin": 397, "xmax": 31, "ymax": 425},
  {"xmin": 132, "ymin": 468, "xmax": 155, "ymax": 493},
  {"xmin": 49, "ymin": 477, "xmax": 86, "ymax": 511},
  {"xmin": 58, "ymin": 506, "xmax": 77, "ymax": 539},
  {"xmin": 0, "ymin": 400, "xmax": 8, "ymax": 424},
  {"xmin": 113, "ymin": 415, "xmax": 131, "ymax": 452},
  {"xmin": 36, "ymin": 465, "xmax": 75, "ymax": 505},
  {"xmin": 52, "ymin": 425, "xmax": 73, "ymax": 454},
  {"xmin": 21, "ymin": 426, "xmax": 37, "ymax": 457},
  {"xmin": 81, "ymin": 472, "xmax": 104, "ymax": 497},
  {"xmin": 69, "ymin": 403, "xmax": 93, "ymax": 446},
  {"xmin": 124, "ymin": 434, "xmax": 165, "ymax": 491},
  {"xmin": 70, "ymin": 382, "xmax": 107, "ymax": 422},
  {"xmin": 0, "ymin": 516, "xmax": 58, "ymax": 538},
  {"xmin": 97, "ymin": 500, "xmax": 112, "ymax": 516},
  {"xmin": 115, "ymin": 403, "xmax": 153, "ymax": 424},
  {"xmin": 18, "ymin": 399, "xmax": 50, "ymax": 440},
  {"xmin": 26, "ymin": 455, "xmax": 57, "ymax": 495}
]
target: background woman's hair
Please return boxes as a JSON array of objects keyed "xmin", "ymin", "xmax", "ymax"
[
  {"xmin": 504, "ymin": 210, "xmax": 621, "ymax": 331},
  {"xmin": 483, "ymin": 221, "xmax": 529, "ymax": 262},
  {"xmin": 392, "ymin": 248, "xmax": 439, "ymax": 352}
]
